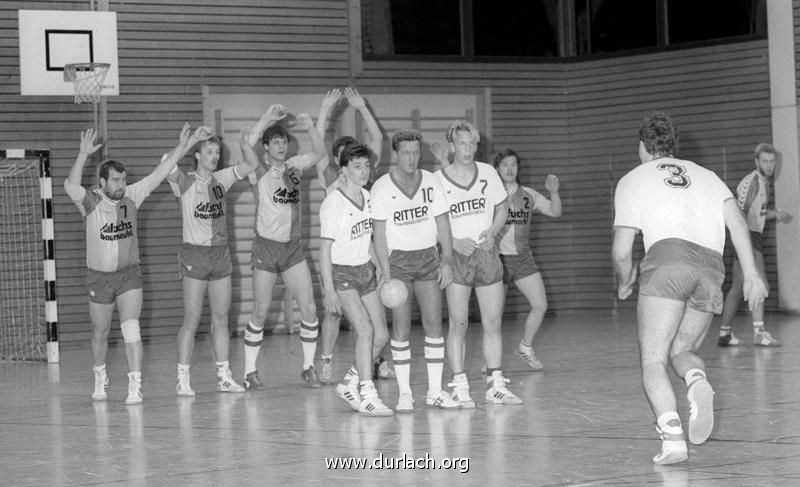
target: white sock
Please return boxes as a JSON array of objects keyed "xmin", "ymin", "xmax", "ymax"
[
  {"xmin": 684, "ymin": 368, "xmax": 706, "ymax": 387},
  {"xmin": 243, "ymin": 321, "xmax": 264, "ymax": 374},
  {"xmin": 299, "ymin": 319, "xmax": 319, "ymax": 369},
  {"xmin": 424, "ymin": 336, "xmax": 445, "ymax": 393},
  {"xmin": 177, "ymin": 363, "xmax": 190, "ymax": 375},
  {"xmin": 391, "ymin": 340, "xmax": 412, "ymax": 395}
]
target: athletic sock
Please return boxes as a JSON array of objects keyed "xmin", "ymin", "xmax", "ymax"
[
  {"xmin": 177, "ymin": 363, "xmax": 190, "ymax": 375},
  {"xmin": 753, "ymin": 321, "xmax": 765, "ymax": 333},
  {"xmin": 424, "ymin": 336, "xmax": 445, "ymax": 393},
  {"xmin": 719, "ymin": 325, "xmax": 733, "ymax": 336},
  {"xmin": 391, "ymin": 340, "xmax": 412, "ymax": 395},
  {"xmin": 243, "ymin": 321, "xmax": 264, "ymax": 375},
  {"xmin": 299, "ymin": 319, "xmax": 319, "ymax": 369}
]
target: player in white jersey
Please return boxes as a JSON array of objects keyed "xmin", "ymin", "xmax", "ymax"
[
  {"xmin": 717, "ymin": 143, "xmax": 790, "ymax": 347},
  {"xmin": 65, "ymin": 124, "xmax": 214, "ymax": 404},
  {"xmin": 613, "ymin": 112, "xmax": 767, "ymax": 465},
  {"xmin": 241, "ymin": 103, "xmax": 326, "ymax": 390},
  {"xmin": 493, "ymin": 148, "xmax": 562, "ymax": 370},
  {"xmin": 320, "ymin": 143, "xmax": 393, "ymax": 416},
  {"xmin": 167, "ymin": 129, "xmax": 262, "ymax": 396},
  {"xmin": 313, "ymin": 88, "xmax": 394, "ymax": 384},
  {"xmin": 372, "ymin": 129, "xmax": 460, "ymax": 411},
  {"xmin": 435, "ymin": 120, "xmax": 522, "ymax": 407}
]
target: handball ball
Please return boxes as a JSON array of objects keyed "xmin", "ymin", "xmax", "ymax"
[{"xmin": 379, "ymin": 278, "xmax": 408, "ymax": 309}]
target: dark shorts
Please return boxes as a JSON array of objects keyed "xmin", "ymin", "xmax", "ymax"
[
  {"xmin": 639, "ymin": 238, "xmax": 725, "ymax": 314},
  {"xmin": 332, "ymin": 262, "xmax": 378, "ymax": 296},
  {"xmin": 500, "ymin": 249, "xmax": 540, "ymax": 284},
  {"xmin": 452, "ymin": 247, "xmax": 503, "ymax": 288},
  {"xmin": 179, "ymin": 244, "xmax": 232, "ymax": 281},
  {"xmin": 749, "ymin": 231, "xmax": 763, "ymax": 253},
  {"xmin": 86, "ymin": 264, "xmax": 143, "ymax": 305},
  {"xmin": 251, "ymin": 236, "xmax": 305, "ymax": 274},
  {"xmin": 389, "ymin": 246, "xmax": 440, "ymax": 282}
]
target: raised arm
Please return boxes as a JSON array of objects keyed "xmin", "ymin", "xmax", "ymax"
[
  {"xmin": 150, "ymin": 124, "xmax": 215, "ymax": 183},
  {"xmin": 247, "ymin": 104, "xmax": 288, "ymax": 147},
  {"xmin": 345, "ymin": 87, "xmax": 383, "ymax": 167},
  {"xmin": 237, "ymin": 128, "xmax": 260, "ymax": 178},
  {"xmin": 724, "ymin": 198, "xmax": 768, "ymax": 309},
  {"xmin": 542, "ymin": 174, "xmax": 562, "ymax": 217},
  {"xmin": 66, "ymin": 128, "xmax": 103, "ymax": 189},
  {"xmin": 292, "ymin": 113, "xmax": 326, "ymax": 172},
  {"xmin": 315, "ymin": 89, "xmax": 342, "ymax": 184}
]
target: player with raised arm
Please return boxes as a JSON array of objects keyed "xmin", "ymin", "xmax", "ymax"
[
  {"xmin": 436, "ymin": 120, "xmax": 522, "ymax": 407},
  {"xmin": 320, "ymin": 143, "xmax": 393, "ymax": 416},
  {"xmin": 168, "ymin": 129, "xmax": 261, "ymax": 396},
  {"xmin": 613, "ymin": 112, "xmax": 767, "ymax": 464},
  {"xmin": 242, "ymin": 104, "xmax": 326, "ymax": 390},
  {"xmin": 65, "ymin": 124, "xmax": 214, "ymax": 404},
  {"xmin": 717, "ymin": 143, "xmax": 790, "ymax": 347},
  {"xmin": 493, "ymin": 149, "xmax": 562, "ymax": 370},
  {"xmin": 372, "ymin": 129, "xmax": 460, "ymax": 411},
  {"xmin": 314, "ymin": 88, "xmax": 394, "ymax": 384}
]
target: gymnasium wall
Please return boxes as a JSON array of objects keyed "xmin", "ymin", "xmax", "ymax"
[{"xmin": 0, "ymin": 1, "xmax": 776, "ymax": 345}]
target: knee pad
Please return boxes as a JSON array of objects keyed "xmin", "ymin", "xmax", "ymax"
[{"xmin": 121, "ymin": 319, "xmax": 141, "ymax": 343}]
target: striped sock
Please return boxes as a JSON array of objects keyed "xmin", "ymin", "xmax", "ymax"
[
  {"xmin": 299, "ymin": 319, "xmax": 319, "ymax": 369},
  {"xmin": 243, "ymin": 321, "xmax": 264, "ymax": 375},
  {"xmin": 391, "ymin": 340, "xmax": 412, "ymax": 395},
  {"xmin": 424, "ymin": 336, "xmax": 445, "ymax": 393}
]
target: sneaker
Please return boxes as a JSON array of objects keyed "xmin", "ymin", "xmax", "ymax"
[
  {"xmin": 517, "ymin": 344, "xmax": 544, "ymax": 370},
  {"xmin": 359, "ymin": 394, "xmax": 394, "ymax": 417},
  {"xmin": 426, "ymin": 390, "xmax": 461, "ymax": 409},
  {"xmin": 125, "ymin": 378, "xmax": 143, "ymax": 405},
  {"xmin": 754, "ymin": 330, "xmax": 781, "ymax": 347},
  {"xmin": 319, "ymin": 357, "xmax": 333, "ymax": 384},
  {"xmin": 336, "ymin": 382, "xmax": 362, "ymax": 411},
  {"xmin": 447, "ymin": 376, "xmax": 476, "ymax": 409},
  {"xmin": 717, "ymin": 332, "xmax": 741, "ymax": 347},
  {"xmin": 687, "ymin": 376, "xmax": 714, "ymax": 445},
  {"xmin": 301, "ymin": 366, "xmax": 322, "ymax": 388},
  {"xmin": 653, "ymin": 424, "xmax": 688, "ymax": 465},
  {"xmin": 176, "ymin": 372, "xmax": 196, "ymax": 397},
  {"xmin": 486, "ymin": 374, "xmax": 523, "ymax": 405},
  {"xmin": 217, "ymin": 369, "xmax": 245, "ymax": 393},
  {"xmin": 243, "ymin": 371, "xmax": 265, "ymax": 391},
  {"xmin": 396, "ymin": 392, "xmax": 414, "ymax": 412},
  {"xmin": 373, "ymin": 357, "xmax": 396, "ymax": 380},
  {"xmin": 92, "ymin": 371, "xmax": 108, "ymax": 401}
]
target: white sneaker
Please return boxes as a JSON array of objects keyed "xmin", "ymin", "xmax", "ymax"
[
  {"xmin": 447, "ymin": 376, "xmax": 476, "ymax": 409},
  {"xmin": 359, "ymin": 394, "xmax": 394, "ymax": 417},
  {"xmin": 319, "ymin": 357, "xmax": 334, "ymax": 384},
  {"xmin": 176, "ymin": 372, "xmax": 195, "ymax": 397},
  {"xmin": 336, "ymin": 382, "xmax": 362, "ymax": 411},
  {"xmin": 92, "ymin": 370, "xmax": 108, "ymax": 401},
  {"xmin": 426, "ymin": 390, "xmax": 461, "ymax": 409},
  {"xmin": 217, "ymin": 369, "xmax": 245, "ymax": 393},
  {"xmin": 486, "ymin": 374, "xmax": 523, "ymax": 405},
  {"xmin": 754, "ymin": 330, "xmax": 781, "ymax": 347},
  {"xmin": 396, "ymin": 393, "xmax": 414, "ymax": 412},
  {"xmin": 653, "ymin": 423, "xmax": 688, "ymax": 465},
  {"xmin": 125, "ymin": 378, "xmax": 143, "ymax": 405},
  {"xmin": 517, "ymin": 344, "xmax": 544, "ymax": 371},
  {"xmin": 687, "ymin": 376, "xmax": 714, "ymax": 445}
]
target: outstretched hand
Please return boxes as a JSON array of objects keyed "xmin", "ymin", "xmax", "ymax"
[
  {"xmin": 427, "ymin": 142, "xmax": 450, "ymax": 167},
  {"xmin": 344, "ymin": 87, "xmax": 366, "ymax": 110},
  {"xmin": 189, "ymin": 126, "xmax": 215, "ymax": 144},
  {"xmin": 79, "ymin": 128, "xmax": 103, "ymax": 155},
  {"xmin": 178, "ymin": 122, "xmax": 192, "ymax": 145},
  {"xmin": 295, "ymin": 113, "xmax": 313, "ymax": 131},
  {"xmin": 321, "ymin": 89, "xmax": 342, "ymax": 112},
  {"xmin": 265, "ymin": 104, "xmax": 288, "ymax": 122},
  {"xmin": 545, "ymin": 174, "xmax": 560, "ymax": 193}
]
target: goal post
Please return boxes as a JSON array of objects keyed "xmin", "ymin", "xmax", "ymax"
[{"xmin": 0, "ymin": 149, "xmax": 59, "ymax": 362}]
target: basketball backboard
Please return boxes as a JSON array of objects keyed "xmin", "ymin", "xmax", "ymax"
[{"xmin": 18, "ymin": 9, "xmax": 119, "ymax": 96}]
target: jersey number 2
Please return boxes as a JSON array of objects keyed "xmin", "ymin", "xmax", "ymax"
[{"xmin": 657, "ymin": 163, "xmax": 691, "ymax": 189}]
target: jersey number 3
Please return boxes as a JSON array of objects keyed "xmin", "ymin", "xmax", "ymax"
[{"xmin": 657, "ymin": 163, "xmax": 691, "ymax": 189}]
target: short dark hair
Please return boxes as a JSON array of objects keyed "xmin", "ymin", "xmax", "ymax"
[
  {"xmin": 391, "ymin": 129, "xmax": 422, "ymax": 151},
  {"xmin": 493, "ymin": 148, "xmax": 521, "ymax": 184},
  {"xmin": 98, "ymin": 159, "xmax": 126, "ymax": 181},
  {"xmin": 332, "ymin": 136, "xmax": 359, "ymax": 160},
  {"xmin": 262, "ymin": 125, "xmax": 290, "ymax": 145},
  {"xmin": 339, "ymin": 142, "xmax": 370, "ymax": 167},
  {"xmin": 639, "ymin": 112, "xmax": 678, "ymax": 158}
]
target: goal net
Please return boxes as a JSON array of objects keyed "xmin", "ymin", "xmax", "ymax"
[{"xmin": 0, "ymin": 151, "xmax": 57, "ymax": 361}]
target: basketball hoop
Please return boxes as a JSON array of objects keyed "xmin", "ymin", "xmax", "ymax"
[{"xmin": 63, "ymin": 62, "xmax": 111, "ymax": 104}]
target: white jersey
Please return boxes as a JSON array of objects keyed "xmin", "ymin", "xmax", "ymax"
[
  {"xmin": 614, "ymin": 157, "xmax": 733, "ymax": 254},
  {"xmin": 320, "ymin": 188, "xmax": 373, "ymax": 266},
  {"xmin": 435, "ymin": 161, "xmax": 506, "ymax": 241},
  {"xmin": 370, "ymin": 170, "xmax": 448, "ymax": 251}
]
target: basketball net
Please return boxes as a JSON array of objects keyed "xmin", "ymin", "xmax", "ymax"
[{"xmin": 63, "ymin": 62, "xmax": 110, "ymax": 104}]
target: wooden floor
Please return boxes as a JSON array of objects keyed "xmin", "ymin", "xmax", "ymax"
[{"xmin": 1, "ymin": 310, "xmax": 799, "ymax": 486}]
